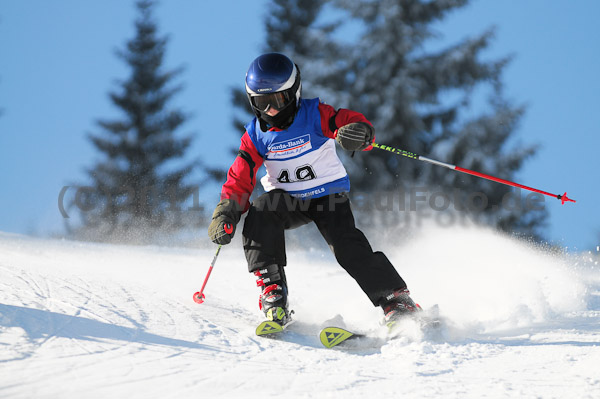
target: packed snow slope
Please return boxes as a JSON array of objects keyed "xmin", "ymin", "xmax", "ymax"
[{"xmin": 1, "ymin": 225, "xmax": 599, "ymax": 399}]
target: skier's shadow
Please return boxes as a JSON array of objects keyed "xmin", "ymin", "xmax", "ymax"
[{"xmin": 0, "ymin": 303, "xmax": 214, "ymax": 351}]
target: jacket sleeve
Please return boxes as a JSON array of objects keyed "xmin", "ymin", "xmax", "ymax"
[
  {"xmin": 220, "ymin": 132, "xmax": 264, "ymax": 212},
  {"xmin": 318, "ymin": 102, "xmax": 375, "ymax": 150}
]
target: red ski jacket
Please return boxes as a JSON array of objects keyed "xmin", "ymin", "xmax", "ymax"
[{"xmin": 221, "ymin": 100, "xmax": 373, "ymax": 212}]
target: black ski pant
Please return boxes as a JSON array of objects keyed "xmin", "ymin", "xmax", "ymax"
[{"xmin": 242, "ymin": 189, "xmax": 407, "ymax": 307}]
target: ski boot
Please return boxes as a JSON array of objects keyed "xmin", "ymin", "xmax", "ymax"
[
  {"xmin": 254, "ymin": 264, "xmax": 292, "ymax": 326},
  {"xmin": 381, "ymin": 288, "xmax": 421, "ymax": 330}
]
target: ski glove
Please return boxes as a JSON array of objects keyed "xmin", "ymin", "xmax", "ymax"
[
  {"xmin": 335, "ymin": 122, "xmax": 374, "ymax": 152},
  {"xmin": 208, "ymin": 198, "xmax": 242, "ymax": 245}
]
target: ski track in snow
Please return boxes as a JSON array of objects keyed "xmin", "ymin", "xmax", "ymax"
[{"xmin": 0, "ymin": 226, "xmax": 599, "ymax": 399}]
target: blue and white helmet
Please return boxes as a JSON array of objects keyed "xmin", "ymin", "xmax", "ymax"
[{"xmin": 245, "ymin": 53, "xmax": 302, "ymax": 130}]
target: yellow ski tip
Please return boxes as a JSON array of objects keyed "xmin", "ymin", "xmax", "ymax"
[
  {"xmin": 256, "ymin": 320, "xmax": 284, "ymax": 336},
  {"xmin": 319, "ymin": 327, "xmax": 355, "ymax": 348}
]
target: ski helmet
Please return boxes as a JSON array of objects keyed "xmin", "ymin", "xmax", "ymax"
[{"xmin": 245, "ymin": 53, "xmax": 302, "ymax": 130}]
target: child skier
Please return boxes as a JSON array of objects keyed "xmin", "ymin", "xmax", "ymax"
[{"xmin": 208, "ymin": 53, "xmax": 418, "ymax": 327}]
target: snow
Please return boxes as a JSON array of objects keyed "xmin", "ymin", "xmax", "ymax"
[{"xmin": 1, "ymin": 226, "xmax": 599, "ymax": 399}]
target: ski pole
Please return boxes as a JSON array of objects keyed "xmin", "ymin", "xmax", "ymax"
[
  {"xmin": 371, "ymin": 142, "xmax": 576, "ymax": 205},
  {"xmin": 193, "ymin": 223, "xmax": 233, "ymax": 304}
]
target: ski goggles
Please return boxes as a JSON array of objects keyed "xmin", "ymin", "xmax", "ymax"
[{"xmin": 250, "ymin": 91, "xmax": 293, "ymax": 112}]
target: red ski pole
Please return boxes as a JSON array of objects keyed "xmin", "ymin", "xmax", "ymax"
[
  {"xmin": 193, "ymin": 223, "xmax": 233, "ymax": 304},
  {"xmin": 372, "ymin": 142, "xmax": 576, "ymax": 205}
]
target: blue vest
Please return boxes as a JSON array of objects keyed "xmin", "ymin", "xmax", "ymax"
[{"xmin": 246, "ymin": 98, "xmax": 350, "ymax": 199}]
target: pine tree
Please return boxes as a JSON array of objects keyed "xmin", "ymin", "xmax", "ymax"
[
  {"xmin": 77, "ymin": 0, "xmax": 199, "ymax": 242},
  {"xmin": 332, "ymin": 0, "xmax": 546, "ymax": 237}
]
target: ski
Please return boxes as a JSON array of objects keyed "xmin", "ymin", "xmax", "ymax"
[
  {"xmin": 255, "ymin": 320, "xmax": 294, "ymax": 337},
  {"xmin": 319, "ymin": 326, "xmax": 364, "ymax": 348},
  {"xmin": 320, "ymin": 308, "xmax": 443, "ymax": 349},
  {"xmin": 256, "ymin": 306, "xmax": 443, "ymax": 347},
  {"xmin": 387, "ymin": 311, "xmax": 443, "ymax": 340}
]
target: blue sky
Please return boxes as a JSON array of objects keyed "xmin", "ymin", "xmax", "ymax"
[{"xmin": 0, "ymin": 1, "xmax": 598, "ymax": 250}]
